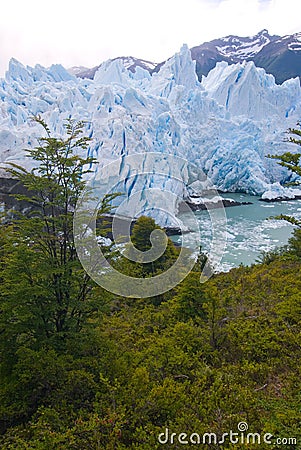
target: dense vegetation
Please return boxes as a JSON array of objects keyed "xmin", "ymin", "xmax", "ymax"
[{"xmin": 0, "ymin": 121, "xmax": 300, "ymax": 449}]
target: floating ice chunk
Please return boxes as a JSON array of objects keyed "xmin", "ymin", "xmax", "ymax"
[{"xmin": 261, "ymin": 182, "xmax": 301, "ymax": 200}]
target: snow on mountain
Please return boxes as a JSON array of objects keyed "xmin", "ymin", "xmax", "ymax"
[
  {"xmin": 215, "ymin": 29, "xmax": 274, "ymax": 61},
  {"xmin": 73, "ymin": 56, "xmax": 158, "ymax": 80},
  {"xmin": 68, "ymin": 30, "xmax": 300, "ymax": 85},
  {"xmin": 115, "ymin": 56, "xmax": 157, "ymax": 72},
  {"xmin": 68, "ymin": 65, "xmax": 90, "ymax": 76},
  {"xmin": 254, "ymin": 32, "xmax": 301, "ymax": 84},
  {"xmin": 0, "ymin": 46, "xmax": 301, "ymax": 225},
  {"xmin": 287, "ymin": 32, "xmax": 301, "ymax": 51},
  {"xmin": 273, "ymin": 31, "xmax": 301, "ymax": 50},
  {"xmin": 190, "ymin": 29, "xmax": 280, "ymax": 81}
]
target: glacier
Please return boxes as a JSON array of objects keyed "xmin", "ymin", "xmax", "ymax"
[{"xmin": 0, "ymin": 45, "xmax": 301, "ymax": 225}]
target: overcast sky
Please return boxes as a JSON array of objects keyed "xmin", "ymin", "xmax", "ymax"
[{"xmin": 0, "ymin": 0, "xmax": 300, "ymax": 76}]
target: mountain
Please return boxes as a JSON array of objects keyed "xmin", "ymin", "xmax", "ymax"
[
  {"xmin": 254, "ymin": 32, "xmax": 301, "ymax": 84},
  {"xmin": 189, "ymin": 29, "xmax": 301, "ymax": 83},
  {"xmin": 177, "ymin": 30, "xmax": 301, "ymax": 83},
  {"xmin": 68, "ymin": 65, "xmax": 90, "ymax": 76},
  {"xmin": 71, "ymin": 57, "xmax": 157, "ymax": 80},
  {"xmin": 190, "ymin": 29, "xmax": 280, "ymax": 79},
  {"xmin": 68, "ymin": 30, "xmax": 301, "ymax": 85},
  {"xmin": 1, "ymin": 46, "xmax": 301, "ymax": 225}
]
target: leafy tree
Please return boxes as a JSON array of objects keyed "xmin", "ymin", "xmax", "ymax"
[
  {"xmin": 115, "ymin": 216, "xmax": 180, "ymax": 281},
  {"xmin": 1, "ymin": 256, "xmax": 301, "ymax": 447},
  {"xmin": 2, "ymin": 120, "xmax": 301, "ymax": 448},
  {"xmin": 288, "ymin": 228, "xmax": 301, "ymax": 257},
  {"xmin": 0, "ymin": 116, "xmax": 111, "ymax": 351},
  {"xmin": 256, "ymin": 245, "xmax": 289, "ymax": 265},
  {"xmin": 131, "ymin": 216, "xmax": 179, "ymax": 274},
  {"xmin": 268, "ymin": 123, "xmax": 301, "ymax": 227},
  {"xmin": 173, "ymin": 272, "xmax": 209, "ymax": 321},
  {"xmin": 268, "ymin": 124, "xmax": 301, "ymax": 183},
  {"xmin": 267, "ymin": 123, "xmax": 301, "ymax": 261},
  {"xmin": 131, "ymin": 216, "xmax": 159, "ymax": 252}
]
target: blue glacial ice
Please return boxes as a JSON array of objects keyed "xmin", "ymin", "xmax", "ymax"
[{"xmin": 0, "ymin": 45, "xmax": 301, "ymax": 224}]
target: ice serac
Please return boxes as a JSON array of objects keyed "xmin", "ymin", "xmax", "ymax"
[
  {"xmin": 6, "ymin": 58, "xmax": 33, "ymax": 84},
  {"xmin": 6, "ymin": 58, "xmax": 76, "ymax": 84},
  {"xmin": 202, "ymin": 61, "xmax": 301, "ymax": 120},
  {"xmin": 150, "ymin": 44, "xmax": 199, "ymax": 97},
  {"xmin": 261, "ymin": 182, "xmax": 301, "ymax": 201},
  {"xmin": 94, "ymin": 59, "xmax": 132, "ymax": 86},
  {"xmin": 0, "ymin": 48, "xmax": 301, "ymax": 223}
]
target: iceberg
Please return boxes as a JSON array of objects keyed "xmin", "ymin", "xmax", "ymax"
[{"xmin": 261, "ymin": 182, "xmax": 301, "ymax": 201}]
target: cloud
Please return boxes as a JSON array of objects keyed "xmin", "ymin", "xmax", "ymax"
[{"xmin": 0, "ymin": 0, "xmax": 299, "ymax": 76}]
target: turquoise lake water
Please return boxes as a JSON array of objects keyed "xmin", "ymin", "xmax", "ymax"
[{"xmin": 171, "ymin": 193, "xmax": 301, "ymax": 272}]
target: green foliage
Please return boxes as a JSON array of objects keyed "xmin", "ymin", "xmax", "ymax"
[
  {"xmin": 112, "ymin": 217, "xmax": 180, "ymax": 293},
  {"xmin": 172, "ymin": 272, "xmax": 209, "ymax": 321},
  {"xmin": 268, "ymin": 151, "xmax": 301, "ymax": 179},
  {"xmin": 1, "ymin": 120, "xmax": 301, "ymax": 448},
  {"xmin": 131, "ymin": 216, "xmax": 158, "ymax": 252},
  {"xmin": 271, "ymin": 213, "xmax": 301, "ymax": 228},
  {"xmin": 0, "ymin": 118, "xmax": 114, "ymax": 350},
  {"xmin": 288, "ymin": 228, "xmax": 301, "ymax": 257},
  {"xmin": 267, "ymin": 124, "xmax": 301, "ymax": 185},
  {"xmin": 256, "ymin": 245, "xmax": 289, "ymax": 265},
  {"xmin": 1, "ymin": 255, "xmax": 301, "ymax": 447},
  {"xmin": 267, "ymin": 124, "xmax": 301, "ymax": 237},
  {"xmin": 130, "ymin": 216, "xmax": 179, "ymax": 275}
]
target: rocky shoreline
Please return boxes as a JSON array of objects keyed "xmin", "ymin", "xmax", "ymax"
[
  {"xmin": 0, "ymin": 178, "xmax": 32, "ymax": 212},
  {"xmin": 98, "ymin": 195, "xmax": 254, "ymax": 238},
  {"xmin": 0, "ymin": 178, "xmax": 253, "ymax": 237},
  {"xmin": 260, "ymin": 195, "xmax": 301, "ymax": 203},
  {"xmin": 97, "ymin": 214, "xmax": 187, "ymax": 238},
  {"xmin": 178, "ymin": 197, "xmax": 252, "ymax": 213}
]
